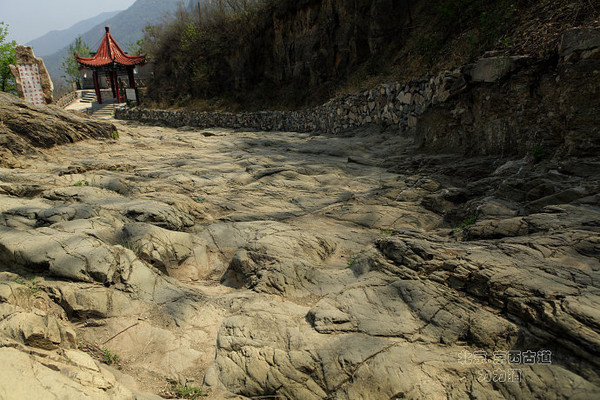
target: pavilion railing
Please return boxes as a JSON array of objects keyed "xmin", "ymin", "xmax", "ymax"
[
  {"xmin": 117, "ymin": 79, "xmax": 147, "ymax": 91},
  {"xmin": 55, "ymin": 91, "xmax": 80, "ymax": 109}
]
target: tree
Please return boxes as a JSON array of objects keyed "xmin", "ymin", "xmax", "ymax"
[
  {"xmin": 126, "ymin": 35, "xmax": 146, "ymax": 57},
  {"xmin": 0, "ymin": 21, "xmax": 17, "ymax": 93},
  {"xmin": 61, "ymin": 36, "xmax": 90, "ymax": 85}
]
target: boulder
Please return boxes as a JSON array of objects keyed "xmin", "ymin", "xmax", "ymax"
[
  {"xmin": 9, "ymin": 45, "xmax": 54, "ymax": 104},
  {"xmin": 470, "ymin": 56, "xmax": 530, "ymax": 83},
  {"xmin": 560, "ymin": 28, "xmax": 600, "ymax": 61},
  {"xmin": 0, "ymin": 347, "xmax": 138, "ymax": 399},
  {"xmin": 0, "ymin": 303, "xmax": 75, "ymax": 350},
  {"xmin": 221, "ymin": 225, "xmax": 345, "ymax": 296}
]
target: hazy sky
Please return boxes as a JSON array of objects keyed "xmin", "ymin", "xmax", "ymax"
[{"xmin": 0, "ymin": 0, "xmax": 137, "ymax": 44}]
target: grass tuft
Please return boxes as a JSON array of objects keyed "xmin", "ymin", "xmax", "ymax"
[
  {"xmin": 101, "ymin": 349, "xmax": 119, "ymax": 365},
  {"xmin": 163, "ymin": 383, "xmax": 206, "ymax": 399}
]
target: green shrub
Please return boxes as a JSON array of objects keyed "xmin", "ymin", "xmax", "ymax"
[
  {"xmin": 460, "ymin": 216, "xmax": 477, "ymax": 229},
  {"xmin": 415, "ymin": 34, "xmax": 445, "ymax": 65},
  {"xmin": 101, "ymin": 349, "xmax": 119, "ymax": 365},
  {"xmin": 531, "ymin": 145, "xmax": 548, "ymax": 161},
  {"xmin": 453, "ymin": 216, "xmax": 477, "ymax": 233},
  {"xmin": 433, "ymin": 0, "xmax": 520, "ymax": 56},
  {"xmin": 172, "ymin": 384, "xmax": 206, "ymax": 399}
]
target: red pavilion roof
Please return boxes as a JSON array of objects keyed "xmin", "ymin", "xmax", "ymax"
[{"xmin": 76, "ymin": 27, "xmax": 146, "ymax": 68}]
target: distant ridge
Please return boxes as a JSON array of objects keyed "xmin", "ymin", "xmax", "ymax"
[
  {"xmin": 26, "ymin": 11, "xmax": 121, "ymax": 57},
  {"xmin": 42, "ymin": 0, "xmax": 182, "ymax": 87}
]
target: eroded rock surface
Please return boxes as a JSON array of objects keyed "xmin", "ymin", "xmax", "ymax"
[
  {"xmin": 0, "ymin": 117, "xmax": 598, "ymax": 399},
  {"xmin": 0, "ymin": 92, "xmax": 116, "ymax": 168}
]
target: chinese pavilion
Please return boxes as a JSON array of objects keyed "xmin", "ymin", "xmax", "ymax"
[{"xmin": 75, "ymin": 27, "xmax": 146, "ymax": 104}]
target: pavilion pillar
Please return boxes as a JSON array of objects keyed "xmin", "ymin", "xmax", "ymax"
[
  {"xmin": 113, "ymin": 70, "xmax": 122, "ymax": 104},
  {"xmin": 127, "ymin": 67, "xmax": 136, "ymax": 89},
  {"xmin": 92, "ymin": 70, "xmax": 102, "ymax": 104},
  {"xmin": 127, "ymin": 67, "xmax": 140, "ymax": 105},
  {"xmin": 107, "ymin": 72, "xmax": 116, "ymax": 98}
]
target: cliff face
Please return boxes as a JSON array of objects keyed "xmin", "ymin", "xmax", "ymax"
[
  {"xmin": 416, "ymin": 29, "xmax": 600, "ymax": 157},
  {"xmin": 161, "ymin": 0, "xmax": 415, "ymax": 105},
  {"xmin": 150, "ymin": 0, "xmax": 599, "ymax": 110},
  {"xmin": 264, "ymin": 0, "xmax": 410, "ymax": 86}
]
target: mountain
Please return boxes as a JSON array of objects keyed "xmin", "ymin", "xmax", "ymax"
[
  {"xmin": 43, "ymin": 0, "xmax": 183, "ymax": 88},
  {"xmin": 186, "ymin": 0, "xmax": 264, "ymax": 13},
  {"xmin": 26, "ymin": 11, "xmax": 121, "ymax": 57}
]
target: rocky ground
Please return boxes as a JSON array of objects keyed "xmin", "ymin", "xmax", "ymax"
[{"xmin": 0, "ymin": 106, "xmax": 599, "ymax": 399}]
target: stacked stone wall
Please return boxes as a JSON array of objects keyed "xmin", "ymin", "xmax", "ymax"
[{"xmin": 116, "ymin": 67, "xmax": 471, "ymax": 133}]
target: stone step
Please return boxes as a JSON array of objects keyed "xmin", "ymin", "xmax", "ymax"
[
  {"xmin": 79, "ymin": 90, "xmax": 116, "ymax": 104},
  {"xmin": 90, "ymin": 102, "xmax": 126, "ymax": 118}
]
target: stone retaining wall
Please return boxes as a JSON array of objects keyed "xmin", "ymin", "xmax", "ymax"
[
  {"xmin": 116, "ymin": 56, "xmax": 528, "ymax": 133},
  {"xmin": 116, "ymin": 66, "xmax": 479, "ymax": 133}
]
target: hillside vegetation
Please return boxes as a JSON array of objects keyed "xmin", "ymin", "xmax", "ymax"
[{"xmin": 143, "ymin": 0, "xmax": 598, "ymax": 110}]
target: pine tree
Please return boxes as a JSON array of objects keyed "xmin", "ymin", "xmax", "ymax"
[{"xmin": 61, "ymin": 36, "xmax": 91, "ymax": 85}]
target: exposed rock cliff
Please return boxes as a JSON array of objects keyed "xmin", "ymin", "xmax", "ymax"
[
  {"xmin": 264, "ymin": 0, "xmax": 410, "ymax": 89},
  {"xmin": 416, "ymin": 28, "xmax": 600, "ymax": 157}
]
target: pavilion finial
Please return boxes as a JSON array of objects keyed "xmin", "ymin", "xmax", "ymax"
[{"xmin": 105, "ymin": 26, "xmax": 110, "ymax": 33}]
